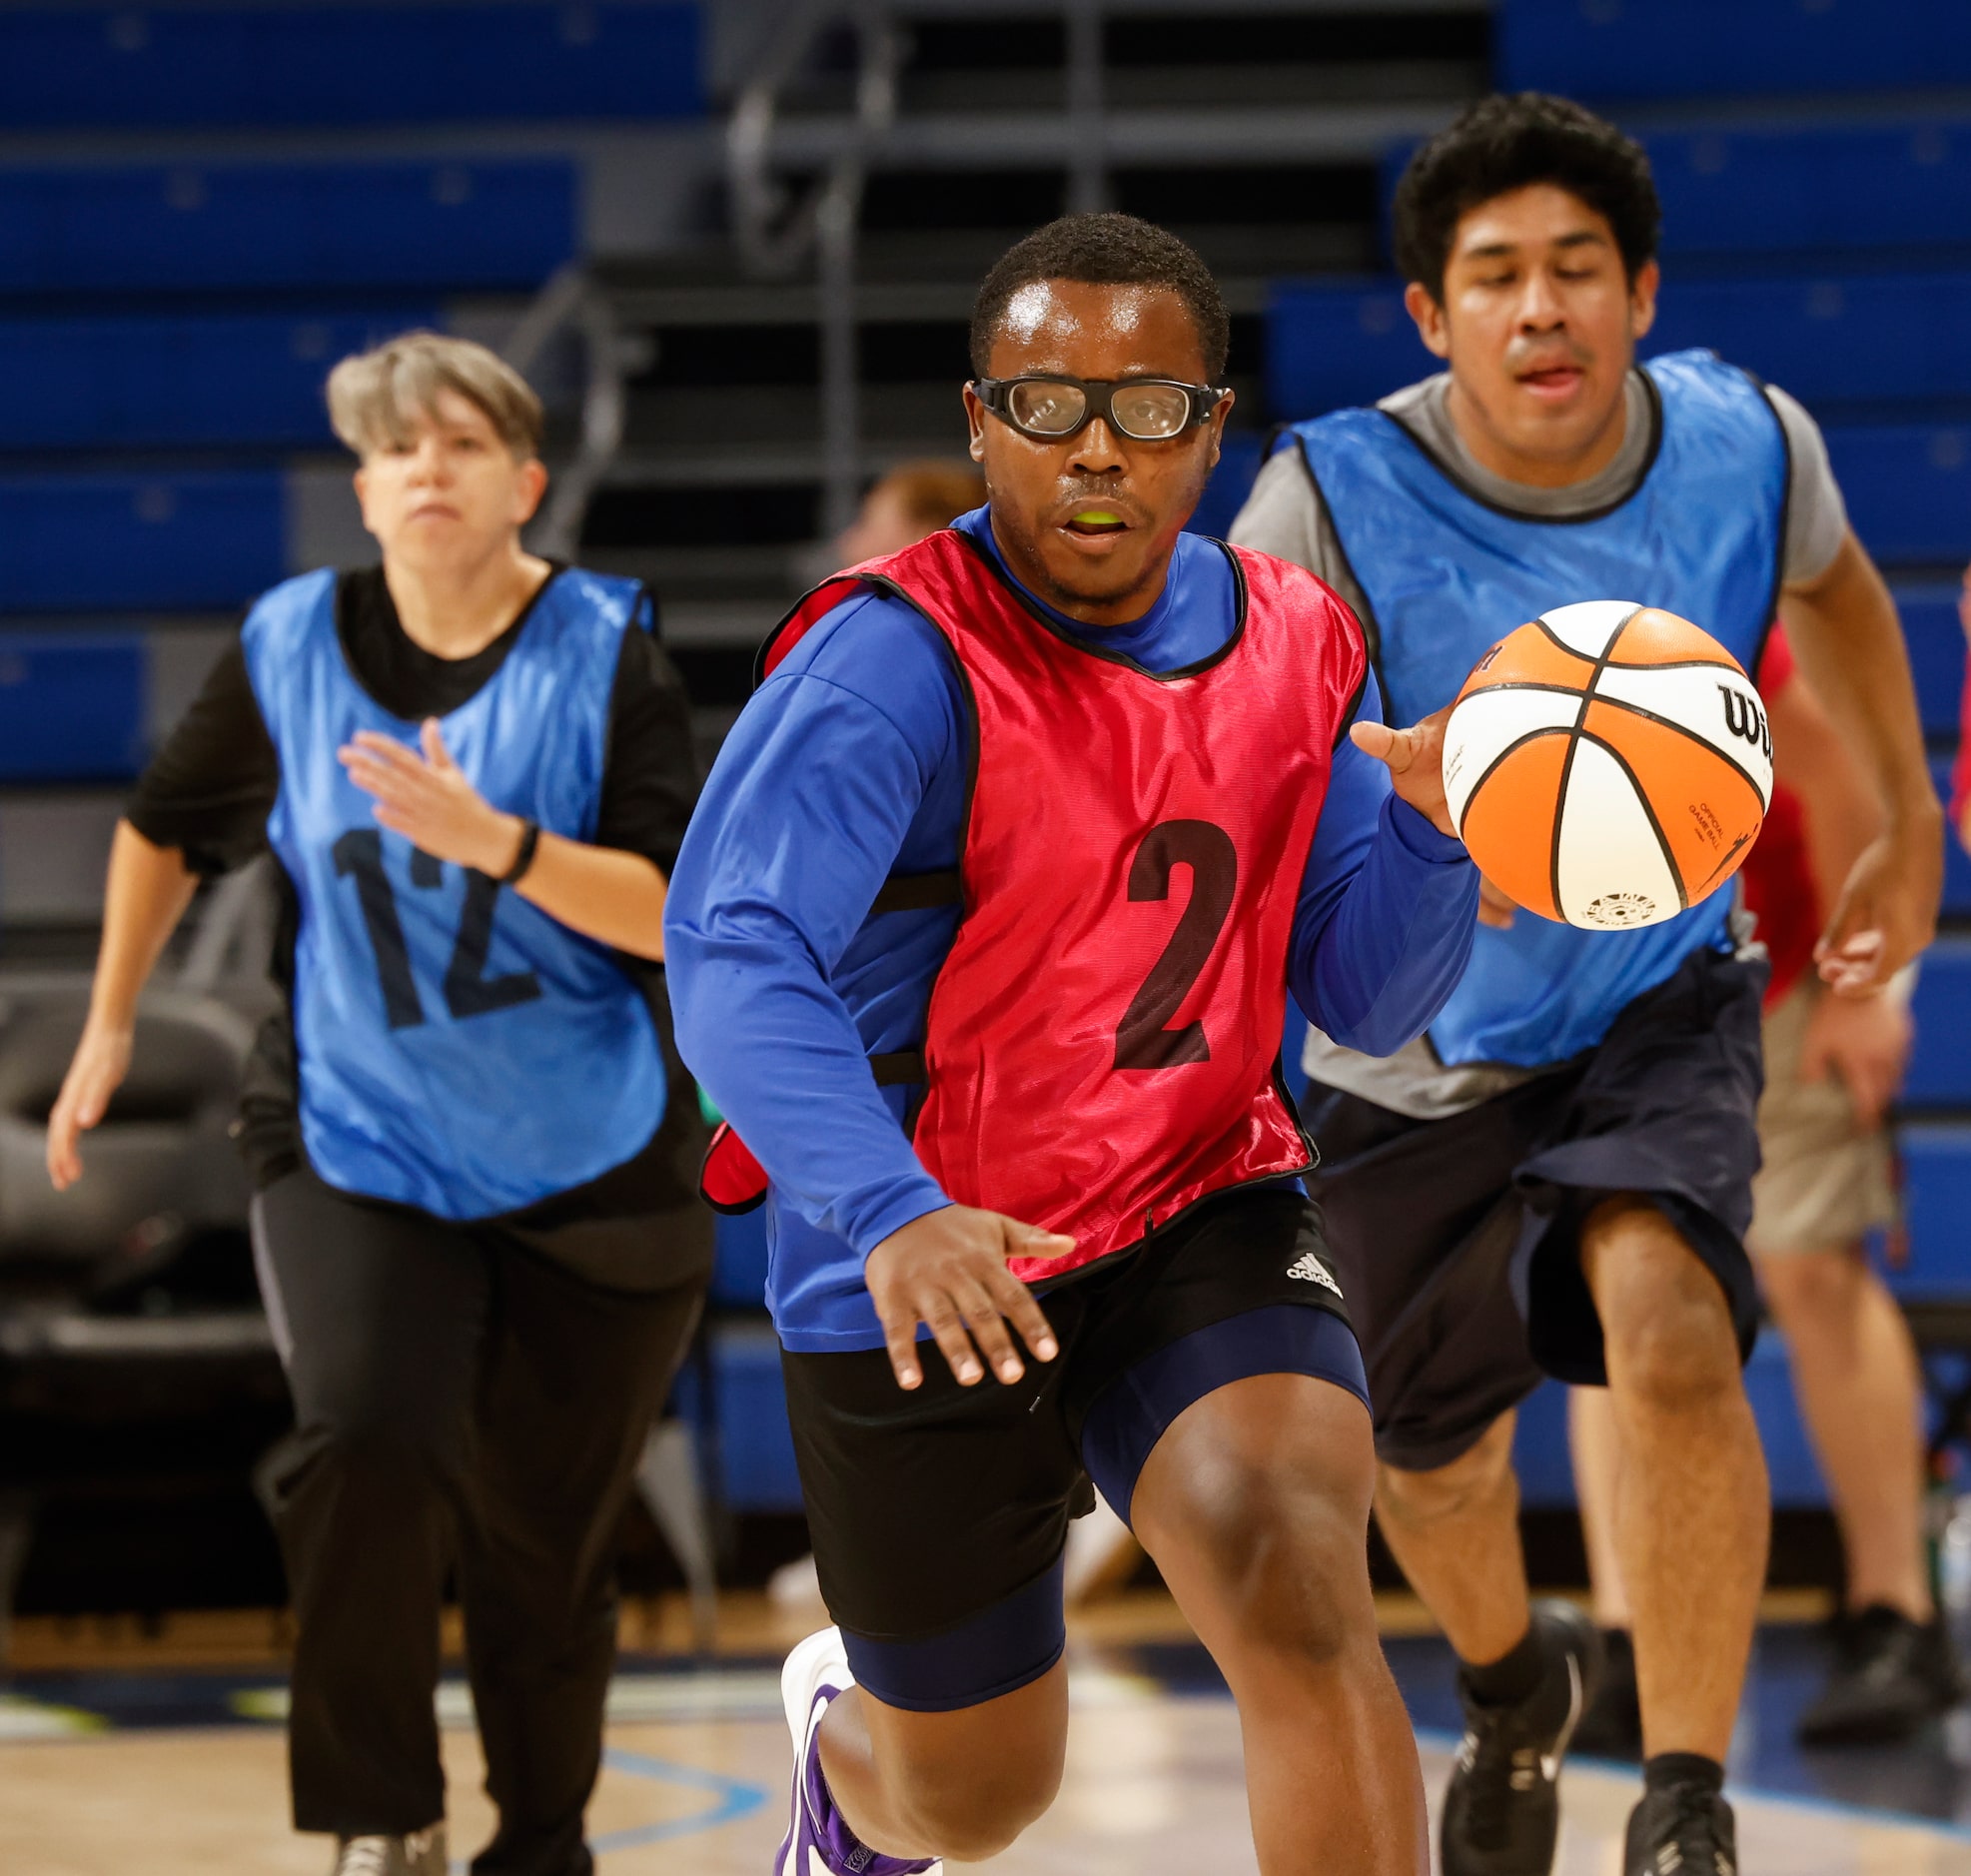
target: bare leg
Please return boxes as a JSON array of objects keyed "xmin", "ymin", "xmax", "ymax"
[
  {"xmin": 1581, "ymin": 1197, "xmax": 1768, "ymax": 1762},
  {"xmin": 1758, "ymin": 1245, "xmax": 1931, "ymax": 1619},
  {"xmin": 815, "ymin": 1662, "xmax": 1067, "ymax": 1863},
  {"xmin": 1568, "ymin": 1386, "xmax": 1632, "ymax": 1629},
  {"xmin": 1374, "ymin": 1412, "xmax": 1534, "ymax": 1667},
  {"xmin": 1133, "ymin": 1373, "xmax": 1429, "ymax": 1876}
]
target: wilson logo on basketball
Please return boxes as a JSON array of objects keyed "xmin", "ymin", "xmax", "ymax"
[{"xmin": 1717, "ymin": 685, "xmax": 1771, "ymax": 756}]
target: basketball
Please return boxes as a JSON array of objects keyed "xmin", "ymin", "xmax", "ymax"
[{"xmin": 1443, "ymin": 600, "xmax": 1774, "ymax": 932}]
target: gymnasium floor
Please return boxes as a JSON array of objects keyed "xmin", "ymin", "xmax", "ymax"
[{"xmin": 6, "ymin": 1594, "xmax": 1971, "ymax": 1874}]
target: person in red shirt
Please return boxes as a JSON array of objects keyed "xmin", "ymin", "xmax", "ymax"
[{"xmin": 1573, "ymin": 626, "xmax": 1951, "ymax": 1750}]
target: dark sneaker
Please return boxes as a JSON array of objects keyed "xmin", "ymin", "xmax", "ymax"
[
  {"xmin": 1623, "ymin": 1781, "xmax": 1736, "ymax": 1876},
  {"xmin": 1796, "ymin": 1604, "xmax": 1963, "ymax": 1746},
  {"xmin": 1442, "ymin": 1600, "xmax": 1604, "ymax": 1876},
  {"xmin": 330, "ymin": 1827, "xmax": 446, "ymax": 1876},
  {"xmin": 1572, "ymin": 1627, "xmax": 1642, "ymax": 1760}
]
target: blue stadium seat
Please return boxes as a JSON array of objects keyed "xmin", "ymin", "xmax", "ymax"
[
  {"xmin": 1498, "ymin": 0, "xmax": 1971, "ymax": 103},
  {"xmin": 1269, "ymin": 272, "xmax": 1971, "ymax": 422},
  {"xmin": 1908, "ymin": 940, "xmax": 1971, "ymax": 1110},
  {"xmin": 0, "ymin": 309, "xmax": 440, "ymax": 453},
  {"xmin": 1891, "ymin": 1123, "xmax": 1971, "ymax": 1303},
  {"xmin": 1824, "ymin": 424, "xmax": 1971, "ymax": 568},
  {"xmin": 1903, "ymin": 586, "xmax": 1964, "ymax": 741},
  {"xmin": 0, "ymin": 471, "xmax": 283, "ymax": 613},
  {"xmin": 711, "ymin": 1208, "xmax": 770, "ymax": 1311},
  {"xmin": 0, "ymin": 4, "xmax": 701, "ymax": 128},
  {"xmin": 1374, "ymin": 123, "xmax": 1971, "ymax": 267},
  {"xmin": 671, "ymin": 1320, "xmax": 803, "ymax": 1514},
  {"xmin": 1646, "ymin": 124, "xmax": 1971, "ymax": 261},
  {"xmin": 0, "ymin": 161, "xmax": 575, "ymax": 295},
  {"xmin": 0, "ymin": 632, "xmax": 145, "ymax": 783},
  {"xmin": 1265, "ymin": 279, "xmax": 1431, "ymax": 421}
]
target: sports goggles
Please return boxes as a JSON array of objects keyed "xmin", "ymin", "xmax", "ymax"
[{"xmin": 972, "ymin": 374, "xmax": 1230, "ymax": 443}]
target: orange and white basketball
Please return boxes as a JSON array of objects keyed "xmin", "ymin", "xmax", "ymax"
[{"xmin": 1443, "ymin": 600, "xmax": 1772, "ymax": 932}]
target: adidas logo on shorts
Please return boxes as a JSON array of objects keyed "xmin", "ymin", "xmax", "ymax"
[{"xmin": 1285, "ymin": 1253, "xmax": 1343, "ymax": 1298}]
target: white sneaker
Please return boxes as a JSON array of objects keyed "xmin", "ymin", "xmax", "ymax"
[
  {"xmin": 775, "ymin": 1627, "xmax": 941, "ymax": 1876},
  {"xmin": 331, "ymin": 1826, "xmax": 446, "ymax": 1876}
]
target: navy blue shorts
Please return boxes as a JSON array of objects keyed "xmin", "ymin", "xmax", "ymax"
[
  {"xmin": 779, "ymin": 1186, "xmax": 1367, "ymax": 1712},
  {"xmin": 1301, "ymin": 945, "xmax": 1766, "ymax": 1474}
]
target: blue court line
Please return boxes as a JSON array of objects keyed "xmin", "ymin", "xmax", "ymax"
[
  {"xmin": 1413, "ymin": 1724, "xmax": 1971, "ymax": 1847},
  {"xmin": 445, "ymin": 1748, "xmax": 768, "ymax": 1872},
  {"xmin": 592, "ymin": 1746, "xmax": 770, "ymax": 1851}
]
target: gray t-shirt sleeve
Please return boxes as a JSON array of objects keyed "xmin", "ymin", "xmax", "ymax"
[
  {"xmin": 1226, "ymin": 445, "xmax": 1377, "ymax": 626},
  {"xmin": 1765, "ymin": 382, "xmax": 1849, "ymax": 585}
]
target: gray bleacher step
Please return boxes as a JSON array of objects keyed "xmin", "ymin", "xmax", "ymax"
[{"xmin": 0, "ymin": 1307, "xmax": 274, "ymax": 1363}]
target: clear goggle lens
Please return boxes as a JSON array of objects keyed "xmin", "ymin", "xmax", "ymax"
[{"xmin": 1004, "ymin": 380, "xmax": 1196, "ymax": 440}]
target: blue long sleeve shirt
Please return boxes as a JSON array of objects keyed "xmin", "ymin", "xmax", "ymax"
[{"xmin": 665, "ymin": 508, "xmax": 1479, "ymax": 1349}]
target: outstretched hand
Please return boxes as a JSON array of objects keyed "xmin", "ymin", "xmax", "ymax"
[
  {"xmin": 1350, "ymin": 704, "xmax": 1459, "ymax": 838},
  {"xmin": 865, "ymin": 1204, "xmax": 1070, "ymax": 1393},
  {"xmin": 339, "ymin": 719, "xmax": 523, "ymax": 878}
]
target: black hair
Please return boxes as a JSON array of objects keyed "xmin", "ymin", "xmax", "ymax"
[
  {"xmin": 969, "ymin": 212, "xmax": 1230, "ymax": 381},
  {"xmin": 1392, "ymin": 93, "xmax": 1661, "ymax": 303}
]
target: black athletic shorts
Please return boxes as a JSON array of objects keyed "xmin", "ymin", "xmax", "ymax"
[
  {"xmin": 1301, "ymin": 945, "xmax": 1765, "ymax": 1474},
  {"xmin": 780, "ymin": 1185, "xmax": 1365, "ymax": 1712}
]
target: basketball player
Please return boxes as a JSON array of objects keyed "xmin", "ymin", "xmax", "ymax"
[
  {"xmin": 45, "ymin": 333, "xmax": 708, "ymax": 1876},
  {"xmin": 665, "ymin": 213, "xmax": 1482, "ymax": 1875},
  {"xmin": 1572, "ymin": 628, "xmax": 1950, "ymax": 1755},
  {"xmin": 1230, "ymin": 94, "xmax": 1940, "ymax": 1876}
]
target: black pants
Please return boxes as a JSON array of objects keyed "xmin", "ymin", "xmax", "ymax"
[{"xmin": 251, "ymin": 1166, "xmax": 704, "ymax": 1874}]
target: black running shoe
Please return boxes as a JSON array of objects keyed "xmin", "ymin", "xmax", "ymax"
[
  {"xmin": 1441, "ymin": 1600, "xmax": 1604, "ymax": 1876},
  {"xmin": 1623, "ymin": 1780, "xmax": 1736, "ymax": 1876},
  {"xmin": 1795, "ymin": 1603, "xmax": 1963, "ymax": 1746},
  {"xmin": 1571, "ymin": 1626, "xmax": 1642, "ymax": 1760}
]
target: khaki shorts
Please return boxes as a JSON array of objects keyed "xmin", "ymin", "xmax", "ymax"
[{"xmin": 1746, "ymin": 978, "xmax": 1897, "ymax": 1257}]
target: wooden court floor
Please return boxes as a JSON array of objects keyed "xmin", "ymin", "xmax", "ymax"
[{"xmin": 5, "ymin": 1596, "xmax": 1971, "ymax": 1874}]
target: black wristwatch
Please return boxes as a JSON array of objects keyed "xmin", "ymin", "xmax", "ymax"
[{"xmin": 499, "ymin": 818, "xmax": 542, "ymax": 885}]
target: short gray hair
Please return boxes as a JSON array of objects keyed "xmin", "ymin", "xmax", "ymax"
[{"xmin": 326, "ymin": 330, "xmax": 544, "ymax": 461}]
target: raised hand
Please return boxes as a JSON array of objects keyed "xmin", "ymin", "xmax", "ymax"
[
  {"xmin": 865, "ymin": 1204, "xmax": 1071, "ymax": 1392},
  {"xmin": 1349, "ymin": 704, "xmax": 1459, "ymax": 838},
  {"xmin": 339, "ymin": 718, "xmax": 524, "ymax": 877}
]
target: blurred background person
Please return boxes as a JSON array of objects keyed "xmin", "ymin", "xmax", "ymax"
[
  {"xmin": 1573, "ymin": 626, "xmax": 1948, "ymax": 1753},
  {"xmin": 832, "ymin": 459, "xmax": 986, "ymax": 567},
  {"xmin": 45, "ymin": 334, "xmax": 709, "ymax": 1876}
]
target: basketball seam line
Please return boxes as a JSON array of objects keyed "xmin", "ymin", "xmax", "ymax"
[
  {"xmin": 1577, "ymin": 727, "xmax": 1689, "ymax": 914},
  {"xmin": 1583, "ymin": 688, "xmax": 1771, "ymax": 802},
  {"xmin": 1457, "ymin": 724, "xmax": 1575, "ymax": 915},
  {"xmin": 1554, "ymin": 605, "xmax": 1643, "ymax": 923},
  {"xmin": 1475, "ymin": 679, "xmax": 1770, "ymax": 801},
  {"xmin": 1527, "ymin": 616, "xmax": 1601, "ymax": 667}
]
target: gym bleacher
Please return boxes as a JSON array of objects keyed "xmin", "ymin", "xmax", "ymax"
[{"xmin": 5, "ymin": 0, "xmax": 1971, "ymax": 1621}]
